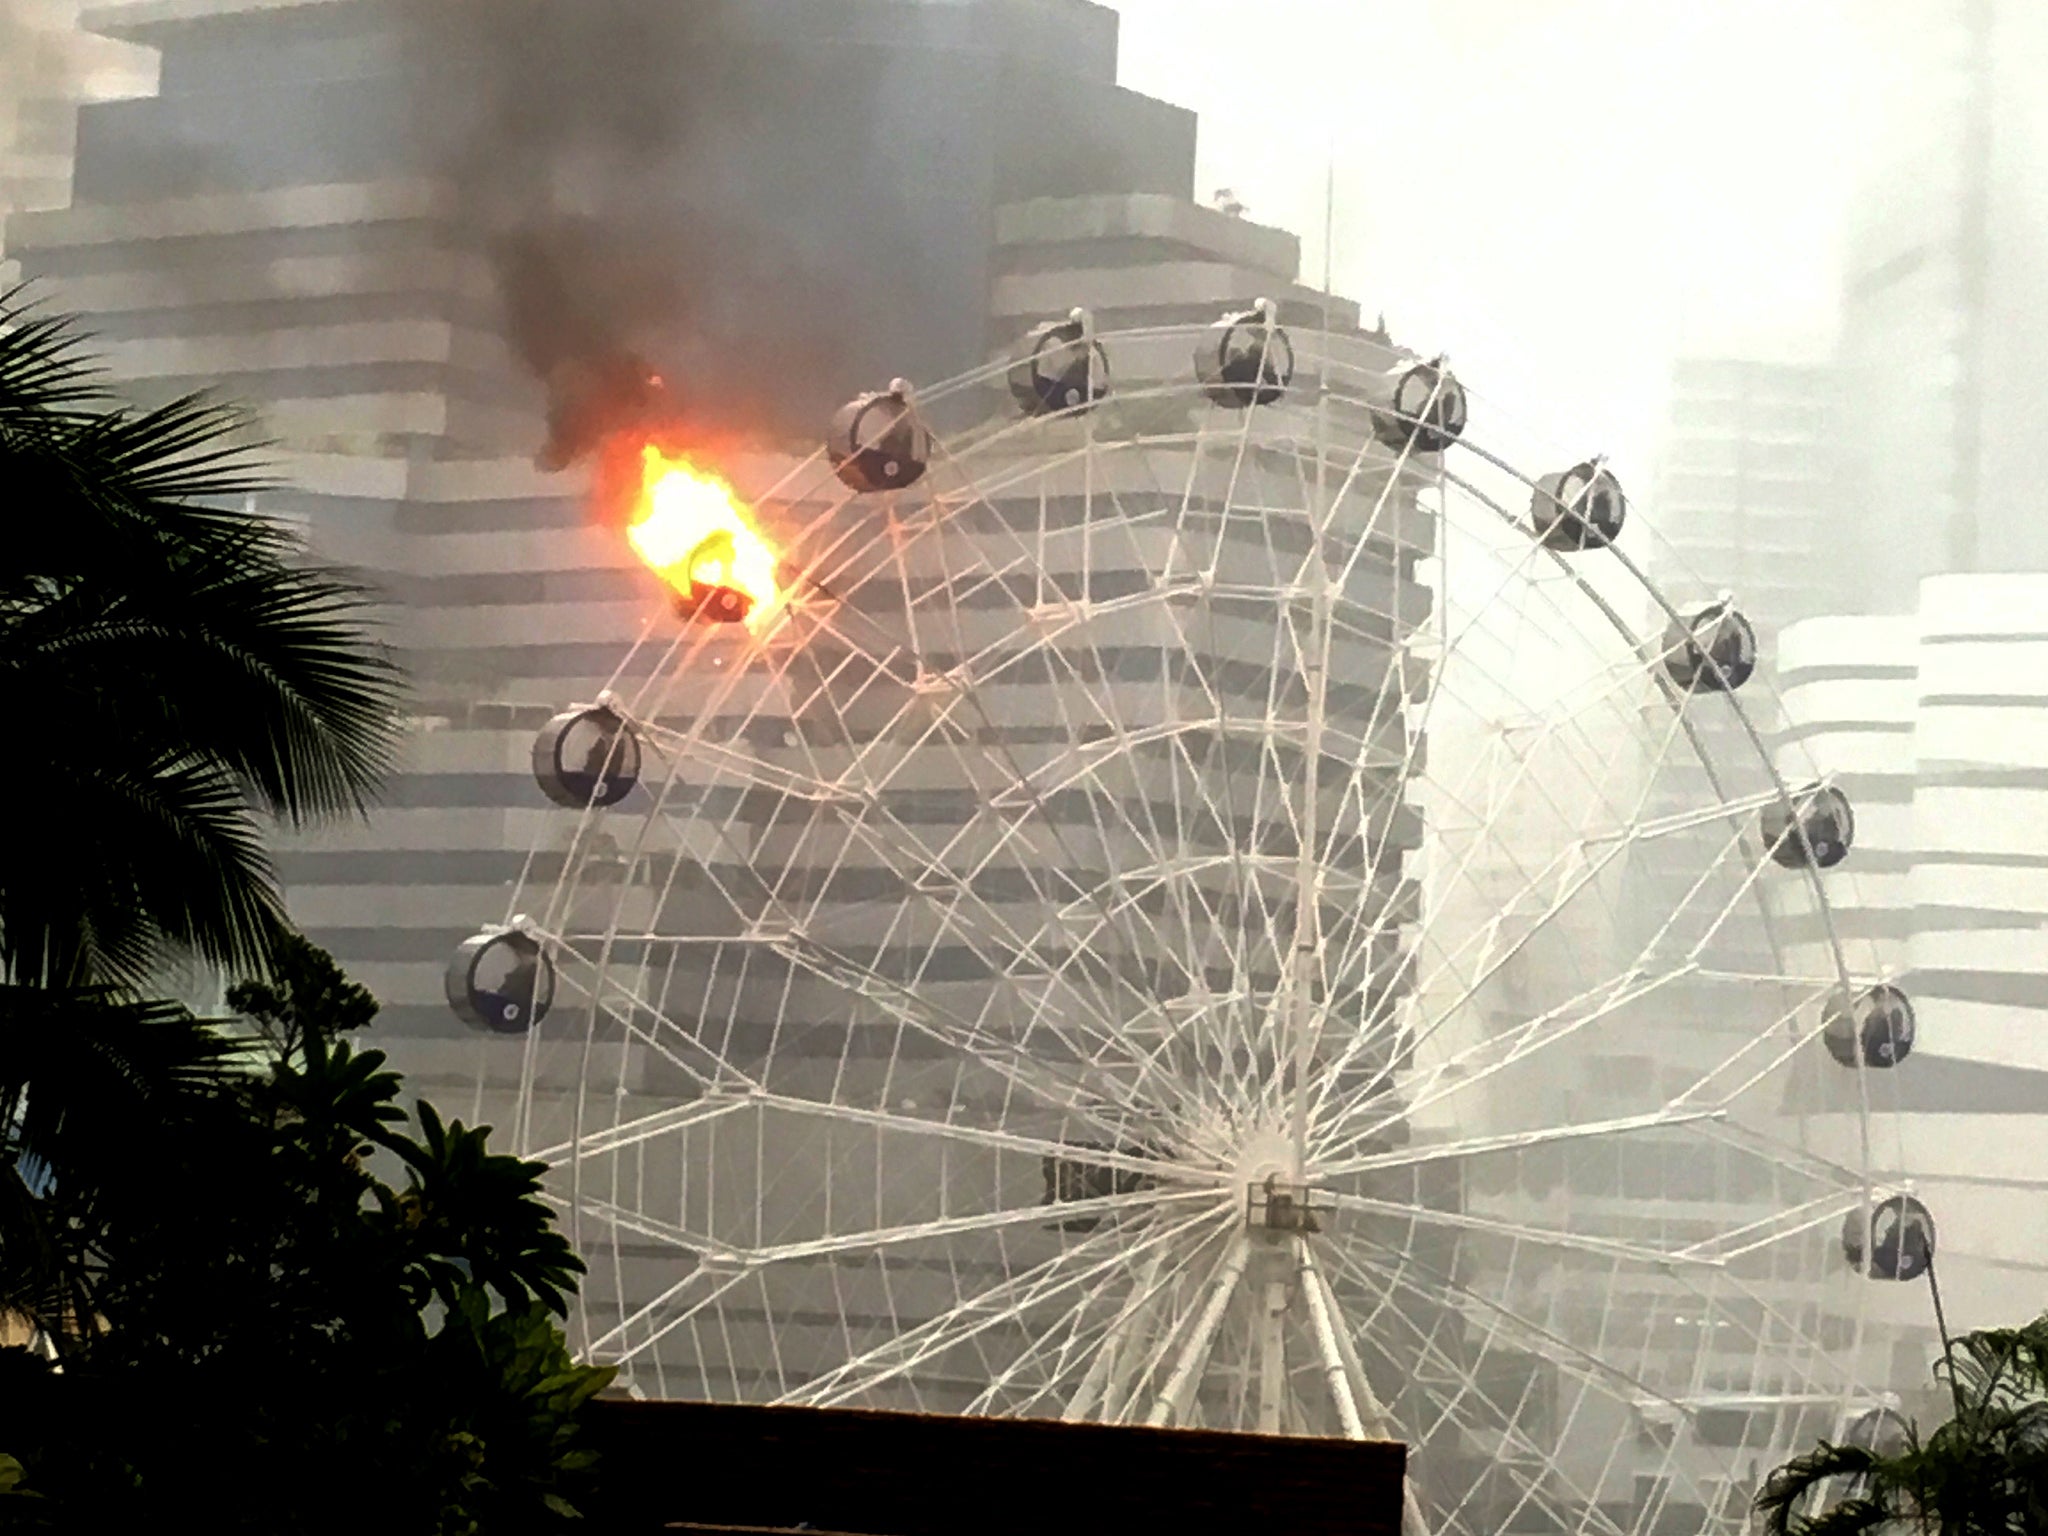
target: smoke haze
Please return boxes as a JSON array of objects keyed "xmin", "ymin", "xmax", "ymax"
[{"xmin": 413, "ymin": 0, "xmax": 929, "ymax": 456}]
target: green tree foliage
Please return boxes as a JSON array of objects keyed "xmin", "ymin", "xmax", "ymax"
[
  {"xmin": 0, "ymin": 286, "xmax": 401, "ymax": 989},
  {"xmin": 1757, "ymin": 1313, "xmax": 2048, "ymax": 1536},
  {"xmin": 0, "ymin": 940, "xmax": 612, "ymax": 1533},
  {"xmin": 0, "ymin": 983, "xmax": 240, "ymax": 1335},
  {"xmin": 0, "ymin": 300, "xmax": 602, "ymax": 1528}
]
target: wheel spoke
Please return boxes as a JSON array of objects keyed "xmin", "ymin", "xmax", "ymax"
[
  {"xmin": 779, "ymin": 1202, "xmax": 1228, "ymax": 1410},
  {"xmin": 1320, "ymin": 1188, "xmax": 1717, "ymax": 1269},
  {"xmin": 530, "ymin": 1093, "xmax": 756, "ymax": 1164},
  {"xmin": 747, "ymin": 1183, "xmax": 1212, "ymax": 1269},
  {"xmin": 1315, "ymin": 1106, "xmax": 1725, "ymax": 1182}
]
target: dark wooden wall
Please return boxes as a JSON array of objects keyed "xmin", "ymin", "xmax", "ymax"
[{"xmin": 588, "ymin": 1400, "xmax": 1406, "ymax": 1536}]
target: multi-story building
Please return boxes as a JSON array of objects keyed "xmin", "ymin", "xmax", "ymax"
[
  {"xmin": 1774, "ymin": 575, "xmax": 2048, "ymax": 1390},
  {"xmin": 1830, "ymin": 0, "xmax": 2048, "ymax": 610},
  {"xmin": 15, "ymin": 0, "xmax": 1464, "ymax": 1469},
  {"xmin": 1569, "ymin": 351, "xmax": 1905, "ymax": 1493},
  {"xmin": 1651, "ymin": 356, "xmax": 1837, "ymax": 648},
  {"xmin": 6, "ymin": 0, "xmax": 1212, "ymax": 1049},
  {"xmin": 13, "ymin": 0, "xmax": 1197, "ymax": 455},
  {"xmin": 0, "ymin": 0, "xmax": 153, "ymax": 281},
  {"xmin": 1628, "ymin": 353, "xmax": 1840, "ymax": 990}
]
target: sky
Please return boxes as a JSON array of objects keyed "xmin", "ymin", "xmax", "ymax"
[{"xmin": 1106, "ymin": 0, "xmax": 1882, "ymax": 481}]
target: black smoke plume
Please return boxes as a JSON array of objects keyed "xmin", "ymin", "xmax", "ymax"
[{"xmin": 417, "ymin": 0, "xmax": 926, "ymax": 466}]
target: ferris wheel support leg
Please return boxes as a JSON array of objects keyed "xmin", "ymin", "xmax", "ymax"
[
  {"xmin": 1064, "ymin": 1246, "xmax": 1166, "ymax": 1424},
  {"xmin": 1300, "ymin": 1243, "xmax": 1432, "ymax": 1536},
  {"xmin": 1061, "ymin": 1327, "xmax": 1118, "ymax": 1425},
  {"xmin": 1298, "ymin": 1237, "xmax": 1366, "ymax": 1439},
  {"xmin": 1256, "ymin": 1272, "xmax": 1290, "ymax": 1435},
  {"xmin": 1100, "ymin": 1246, "xmax": 1178, "ymax": 1423},
  {"xmin": 1146, "ymin": 1234, "xmax": 1250, "ymax": 1429}
]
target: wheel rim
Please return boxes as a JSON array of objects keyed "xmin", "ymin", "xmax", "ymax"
[{"xmin": 486, "ymin": 322, "xmax": 1910, "ymax": 1536}]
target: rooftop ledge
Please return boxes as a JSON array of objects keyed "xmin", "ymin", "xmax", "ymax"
[
  {"xmin": 996, "ymin": 193, "xmax": 1302, "ymax": 280},
  {"xmin": 82, "ymin": 0, "xmax": 351, "ymax": 42}
]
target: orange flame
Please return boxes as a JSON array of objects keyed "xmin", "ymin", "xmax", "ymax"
[{"xmin": 626, "ymin": 446, "xmax": 780, "ymax": 627}]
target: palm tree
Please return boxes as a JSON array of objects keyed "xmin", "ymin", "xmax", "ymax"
[
  {"xmin": 0, "ymin": 287, "xmax": 402, "ymax": 1340},
  {"xmin": 0, "ymin": 285, "xmax": 401, "ymax": 987},
  {"xmin": 1756, "ymin": 1314, "xmax": 2048, "ymax": 1536}
]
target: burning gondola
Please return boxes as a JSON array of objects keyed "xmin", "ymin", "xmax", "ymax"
[{"xmin": 625, "ymin": 446, "xmax": 780, "ymax": 627}]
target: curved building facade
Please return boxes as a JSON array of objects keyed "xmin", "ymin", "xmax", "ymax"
[
  {"xmin": 1774, "ymin": 576, "xmax": 2048, "ymax": 1379},
  {"xmin": 1771, "ymin": 615, "xmax": 1919, "ymax": 979}
]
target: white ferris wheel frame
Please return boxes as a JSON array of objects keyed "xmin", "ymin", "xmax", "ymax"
[{"xmin": 483, "ymin": 313, "xmax": 1911, "ymax": 1536}]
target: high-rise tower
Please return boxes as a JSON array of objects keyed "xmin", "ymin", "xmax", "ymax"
[{"xmin": 1831, "ymin": 0, "xmax": 2048, "ymax": 610}]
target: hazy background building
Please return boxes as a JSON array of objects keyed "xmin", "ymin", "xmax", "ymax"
[
  {"xmin": 1768, "ymin": 615, "xmax": 1918, "ymax": 980},
  {"xmin": 1623, "ymin": 354, "xmax": 1842, "ymax": 998},
  {"xmin": 1633, "ymin": 0, "xmax": 2048, "ymax": 1371},
  {"xmin": 1831, "ymin": 0, "xmax": 2048, "ymax": 610},
  {"xmin": 1651, "ymin": 357, "xmax": 1838, "ymax": 650},
  {"xmin": 1774, "ymin": 576, "xmax": 2048, "ymax": 1381},
  {"xmin": 0, "ymin": 0, "xmax": 153, "ymax": 282}
]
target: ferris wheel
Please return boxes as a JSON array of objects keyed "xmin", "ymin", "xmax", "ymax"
[{"xmin": 452, "ymin": 305, "xmax": 1930, "ymax": 1536}]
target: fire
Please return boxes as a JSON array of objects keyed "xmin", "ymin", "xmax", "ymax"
[{"xmin": 626, "ymin": 446, "xmax": 780, "ymax": 627}]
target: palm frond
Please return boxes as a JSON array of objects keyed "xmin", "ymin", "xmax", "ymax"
[
  {"xmin": 1760, "ymin": 1316, "xmax": 2048, "ymax": 1536},
  {"xmin": 0, "ymin": 292, "xmax": 272, "ymax": 570},
  {"xmin": 87, "ymin": 752, "xmax": 289, "ymax": 982},
  {"xmin": 147, "ymin": 545, "xmax": 402, "ymax": 821},
  {"xmin": 1796, "ymin": 1496, "xmax": 1909, "ymax": 1536},
  {"xmin": 0, "ymin": 747, "xmax": 289, "ymax": 989},
  {"xmin": 9, "ymin": 530, "xmax": 402, "ymax": 824},
  {"xmin": 0, "ymin": 987, "xmax": 247, "ymax": 1175},
  {"xmin": 67, "ymin": 392, "xmax": 272, "ymax": 508},
  {"xmin": 0, "ymin": 288, "xmax": 269, "ymax": 504},
  {"xmin": 1755, "ymin": 1442, "xmax": 1888, "ymax": 1536},
  {"xmin": 1947, "ymin": 1317, "xmax": 2048, "ymax": 1407},
  {"xmin": 0, "ymin": 285, "xmax": 113, "ymax": 427}
]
